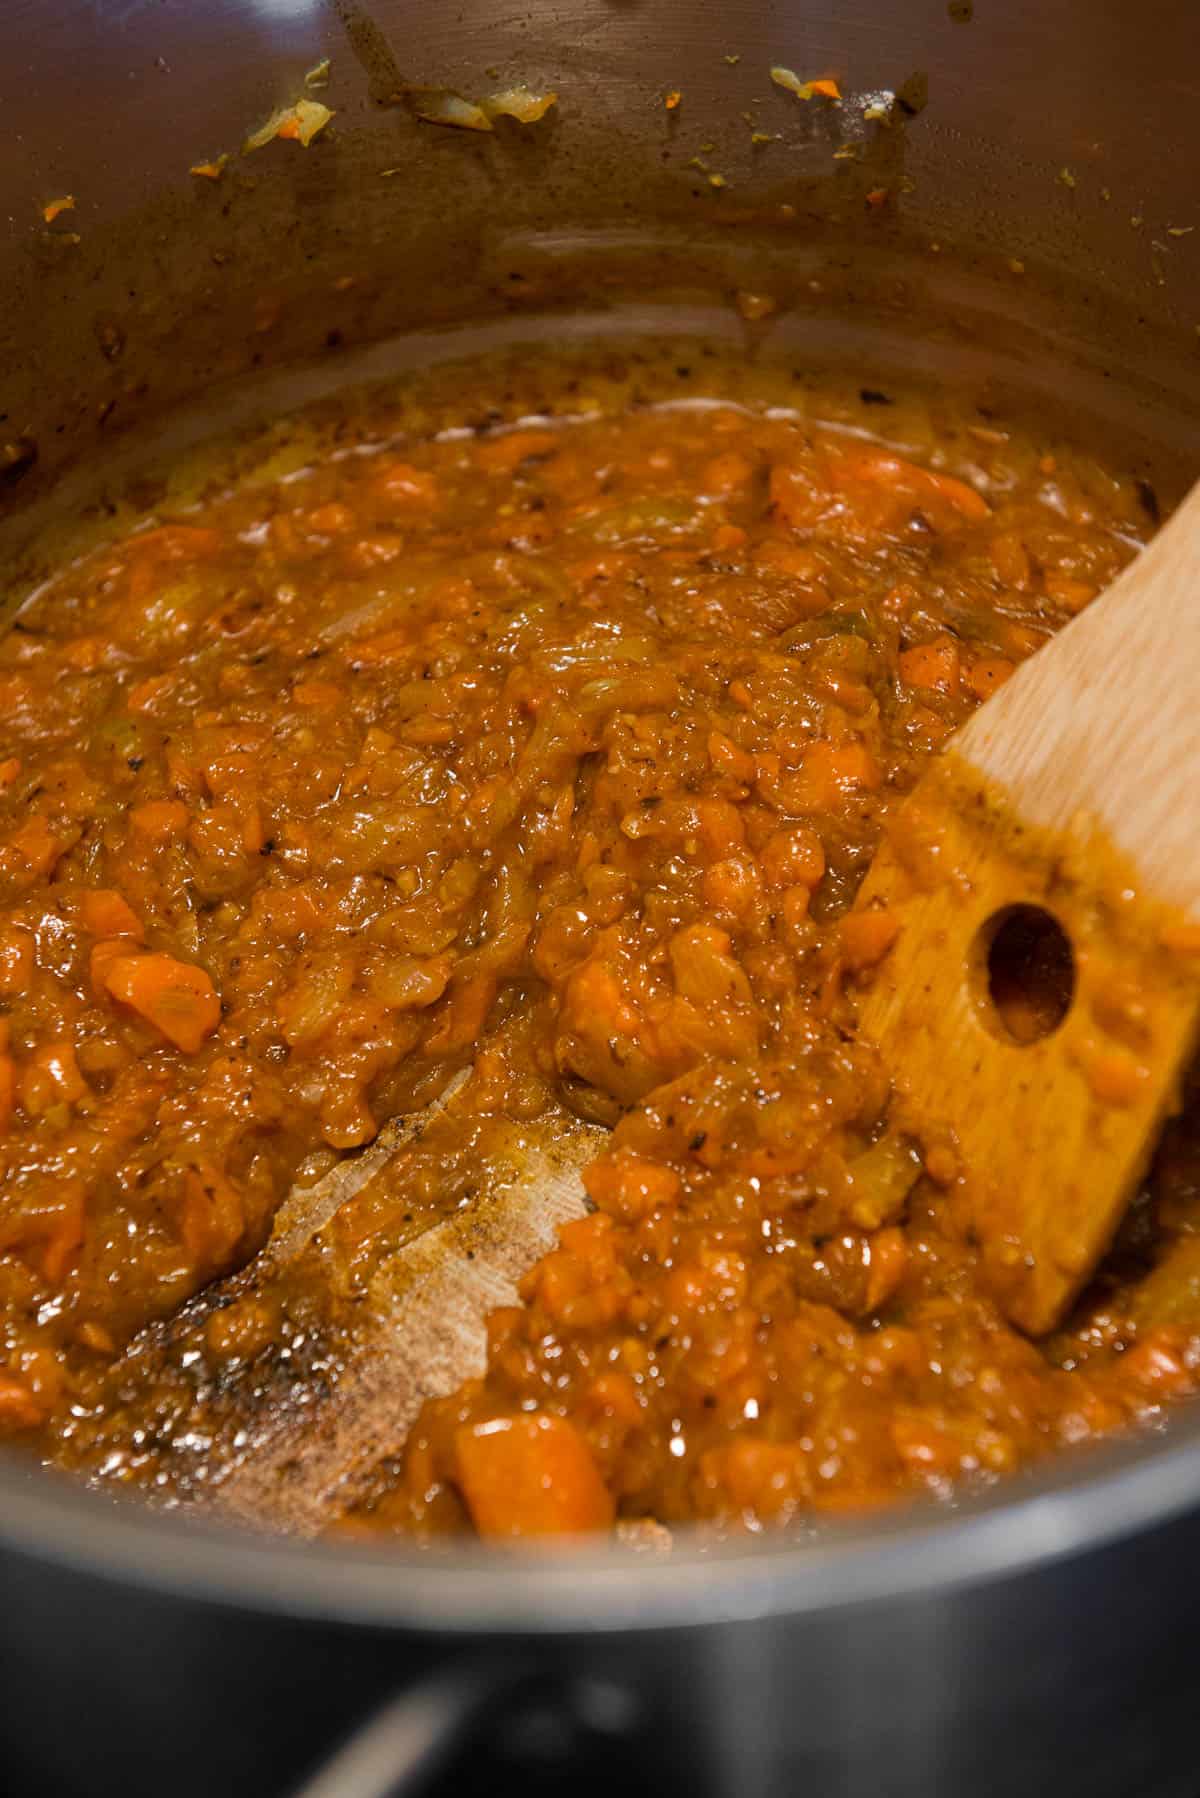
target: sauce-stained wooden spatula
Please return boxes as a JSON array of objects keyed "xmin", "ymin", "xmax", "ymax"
[
  {"xmin": 63, "ymin": 1072, "xmax": 598, "ymax": 1532},
  {"xmin": 854, "ymin": 484, "xmax": 1200, "ymax": 1335}
]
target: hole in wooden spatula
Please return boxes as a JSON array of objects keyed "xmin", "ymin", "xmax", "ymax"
[{"xmin": 974, "ymin": 903, "xmax": 1076, "ymax": 1045}]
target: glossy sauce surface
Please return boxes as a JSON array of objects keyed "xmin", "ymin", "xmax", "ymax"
[{"xmin": 2, "ymin": 358, "xmax": 1196, "ymax": 1536}]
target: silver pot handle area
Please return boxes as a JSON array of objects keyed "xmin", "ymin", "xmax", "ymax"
[
  {"xmin": 291, "ymin": 1662, "xmax": 521, "ymax": 1798},
  {"xmin": 291, "ymin": 1662, "xmax": 639, "ymax": 1798}
]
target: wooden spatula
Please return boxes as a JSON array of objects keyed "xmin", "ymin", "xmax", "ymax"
[
  {"xmin": 854, "ymin": 483, "xmax": 1200, "ymax": 1335},
  {"xmin": 64, "ymin": 1073, "xmax": 599, "ymax": 1532}
]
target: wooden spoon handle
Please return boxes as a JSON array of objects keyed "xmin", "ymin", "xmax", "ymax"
[
  {"xmin": 855, "ymin": 483, "xmax": 1200, "ymax": 1335},
  {"xmin": 958, "ymin": 482, "xmax": 1200, "ymax": 914}
]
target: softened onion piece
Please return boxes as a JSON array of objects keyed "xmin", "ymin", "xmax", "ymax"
[
  {"xmin": 244, "ymin": 98, "xmax": 335, "ymax": 152},
  {"xmin": 413, "ymin": 85, "xmax": 558, "ymax": 132},
  {"xmin": 483, "ymin": 86, "xmax": 558, "ymax": 123},
  {"xmin": 769, "ymin": 66, "xmax": 841, "ymax": 100}
]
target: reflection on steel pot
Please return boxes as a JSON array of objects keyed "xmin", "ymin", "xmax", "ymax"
[{"xmin": 1, "ymin": 1, "xmax": 1199, "ymax": 1795}]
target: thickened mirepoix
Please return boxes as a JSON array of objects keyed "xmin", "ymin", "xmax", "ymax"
[{"xmin": 0, "ymin": 353, "xmax": 1195, "ymax": 1537}]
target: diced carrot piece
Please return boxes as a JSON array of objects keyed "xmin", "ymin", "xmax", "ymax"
[
  {"xmin": 20, "ymin": 1044, "xmax": 87, "ymax": 1116},
  {"xmin": 664, "ymin": 1261, "xmax": 718, "ymax": 1312},
  {"xmin": 964, "ymin": 656, "xmax": 1015, "ymax": 700},
  {"xmin": 702, "ymin": 451, "xmax": 755, "ymax": 497},
  {"xmin": 180, "ymin": 1162, "xmax": 245, "ymax": 1271},
  {"xmin": 760, "ymin": 825, "xmax": 825, "ymax": 891},
  {"xmin": 818, "ymin": 739, "xmax": 881, "ymax": 793},
  {"xmin": 892, "ymin": 1412, "xmax": 967, "ymax": 1480},
  {"xmin": 762, "ymin": 739, "xmax": 881, "ymax": 813},
  {"xmin": 701, "ymin": 856, "xmax": 762, "ymax": 919},
  {"xmin": 989, "ymin": 532, "xmax": 1032, "ymax": 589},
  {"xmin": 714, "ymin": 1437, "xmax": 805, "ymax": 1518},
  {"xmin": 580, "ymin": 1372, "xmax": 642, "ymax": 1428},
  {"xmin": 840, "ymin": 908, "xmax": 900, "ymax": 972},
  {"xmin": 522, "ymin": 1247, "xmax": 590, "ymax": 1320},
  {"xmin": 907, "ymin": 704, "xmax": 953, "ymax": 747},
  {"xmin": 0, "ymin": 1375, "xmax": 45, "ymax": 1432},
  {"xmin": 422, "ymin": 971, "xmax": 498, "ymax": 1055},
  {"xmin": 708, "ymin": 730, "xmax": 757, "ymax": 783},
  {"xmin": 754, "ymin": 537, "xmax": 825, "ymax": 582},
  {"xmin": 79, "ymin": 890, "xmax": 144, "ymax": 941},
  {"xmin": 562, "ymin": 959, "xmax": 640, "ymax": 1037},
  {"xmin": 1120, "ymin": 1329, "xmax": 1195, "ymax": 1397},
  {"xmin": 0, "ymin": 1055, "xmax": 13, "ymax": 1133},
  {"xmin": 1001, "ymin": 620, "xmax": 1047, "ymax": 657},
  {"xmin": 827, "ymin": 447, "xmax": 990, "ymax": 530},
  {"xmin": 455, "ymin": 1412, "xmax": 615, "ymax": 1538},
  {"xmin": 864, "ymin": 1226, "xmax": 908, "ymax": 1311},
  {"xmin": 9, "ymin": 817, "xmax": 63, "ymax": 877},
  {"xmin": 0, "ymin": 758, "xmax": 21, "ymax": 791},
  {"xmin": 557, "ymin": 1211, "xmax": 618, "ymax": 1269},
  {"xmin": 898, "ymin": 637, "xmax": 961, "ymax": 693},
  {"xmin": 485, "ymin": 1305, "xmax": 525, "ymax": 1358},
  {"xmin": 669, "ymin": 923, "xmax": 754, "ymax": 1008},
  {"xmin": 129, "ymin": 799, "xmax": 189, "ymax": 844},
  {"xmin": 583, "ymin": 1152, "xmax": 681, "ymax": 1222},
  {"xmin": 768, "ymin": 463, "xmax": 827, "ymax": 531},
  {"xmin": 0, "ymin": 929, "xmax": 34, "ymax": 995},
  {"xmin": 252, "ymin": 885, "xmax": 323, "ymax": 938},
  {"xmin": 189, "ymin": 802, "xmax": 263, "ymax": 860},
  {"xmin": 781, "ymin": 885, "xmax": 811, "ymax": 932},
  {"xmin": 1043, "ymin": 570, "xmax": 1096, "ymax": 612},
  {"xmin": 345, "ymin": 625, "xmax": 420, "ymax": 668},
  {"xmin": 102, "ymin": 953, "xmax": 221, "ymax": 1053}
]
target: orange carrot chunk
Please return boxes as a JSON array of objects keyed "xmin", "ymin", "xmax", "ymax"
[
  {"xmin": 129, "ymin": 799, "xmax": 190, "ymax": 843},
  {"xmin": 898, "ymin": 637, "xmax": 961, "ymax": 693},
  {"xmin": 0, "ymin": 1375, "xmax": 45, "ymax": 1432},
  {"xmin": 79, "ymin": 889, "xmax": 145, "ymax": 941},
  {"xmin": 964, "ymin": 656, "xmax": 1015, "ymax": 700},
  {"xmin": 455, "ymin": 1412, "xmax": 615, "ymax": 1538},
  {"xmin": 102, "ymin": 953, "xmax": 221, "ymax": 1053}
]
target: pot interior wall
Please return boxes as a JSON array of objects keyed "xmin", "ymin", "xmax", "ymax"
[{"xmin": 2, "ymin": 0, "xmax": 1198, "ymax": 587}]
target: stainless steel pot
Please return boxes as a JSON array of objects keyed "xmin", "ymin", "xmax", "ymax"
[{"xmin": 2, "ymin": 3, "xmax": 1199, "ymax": 1795}]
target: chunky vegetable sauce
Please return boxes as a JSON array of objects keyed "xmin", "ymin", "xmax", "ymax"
[{"xmin": 3, "ymin": 354, "xmax": 1197, "ymax": 1538}]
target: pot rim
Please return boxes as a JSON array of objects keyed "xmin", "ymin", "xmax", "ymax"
[{"xmin": 2, "ymin": 1409, "xmax": 1198, "ymax": 1632}]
